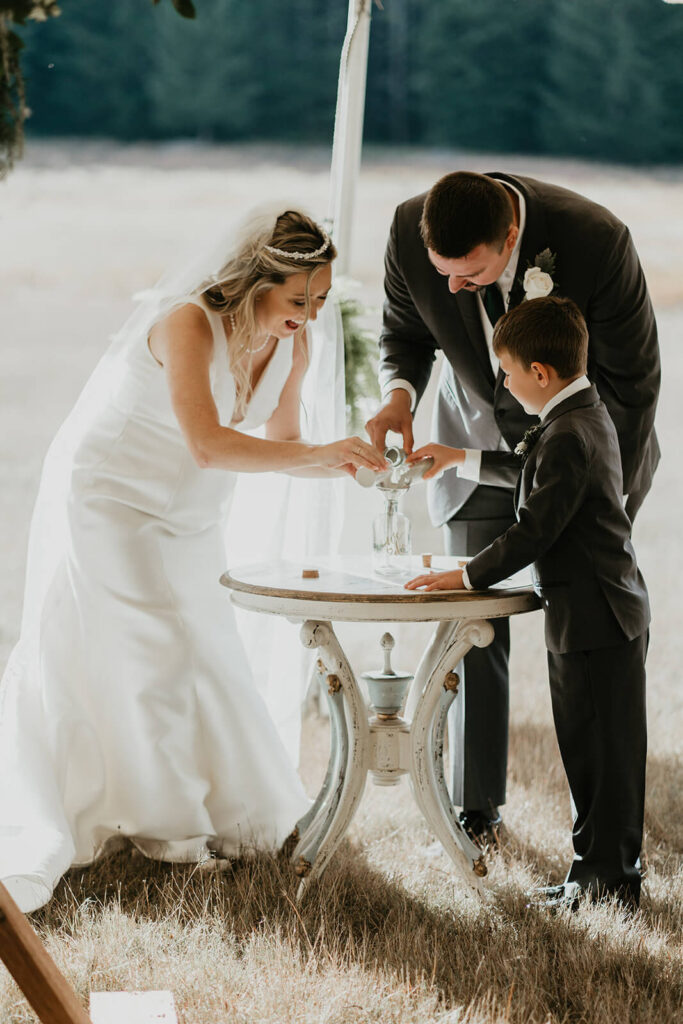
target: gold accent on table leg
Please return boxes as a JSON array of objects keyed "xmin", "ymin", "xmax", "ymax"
[
  {"xmin": 443, "ymin": 670, "xmax": 460, "ymax": 694},
  {"xmin": 294, "ymin": 856, "xmax": 312, "ymax": 878},
  {"xmin": 473, "ymin": 857, "xmax": 488, "ymax": 877},
  {"xmin": 279, "ymin": 827, "xmax": 300, "ymax": 858},
  {"xmin": 327, "ymin": 673, "xmax": 342, "ymax": 694}
]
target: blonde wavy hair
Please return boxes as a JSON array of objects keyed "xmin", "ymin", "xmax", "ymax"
[{"xmin": 201, "ymin": 210, "xmax": 336, "ymax": 420}]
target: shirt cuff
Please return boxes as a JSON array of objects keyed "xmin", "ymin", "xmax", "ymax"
[
  {"xmin": 461, "ymin": 566, "xmax": 474, "ymax": 590},
  {"xmin": 381, "ymin": 378, "xmax": 417, "ymax": 413},
  {"xmin": 456, "ymin": 448, "xmax": 482, "ymax": 483}
]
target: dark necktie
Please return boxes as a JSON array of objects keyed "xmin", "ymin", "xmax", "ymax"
[{"xmin": 483, "ymin": 283, "xmax": 506, "ymax": 328}]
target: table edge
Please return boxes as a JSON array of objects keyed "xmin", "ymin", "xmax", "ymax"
[{"xmin": 220, "ymin": 570, "xmax": 538, "ymax": 606}]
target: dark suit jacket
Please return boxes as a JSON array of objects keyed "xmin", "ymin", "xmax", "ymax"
[
  {"xmin": 465, "ymin": 386, "xmax": 650, "ymax": 655},
  {"xmin": 380, "ymin": 172, "xmax": 661, "ymax": 524}
]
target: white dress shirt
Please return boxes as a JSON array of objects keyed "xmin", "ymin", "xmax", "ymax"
[
  {"xmin": 538, "ymin": 375, "xmax": 591, "ymax": 420},
  {"xmin": 476, "ymin": 183, "xmax": 526, "ymax": 380}
]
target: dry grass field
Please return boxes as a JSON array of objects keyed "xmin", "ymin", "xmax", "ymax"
[{"xmin": 1, "ymin": 142, "xmax": 682, "ymax": 1023}]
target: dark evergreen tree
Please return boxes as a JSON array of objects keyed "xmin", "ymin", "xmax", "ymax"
[
  {"xmin": 637, "ymin": 0, "xmax": 683, "ymax": 163},
  {"xmin": 147, "ymin": 0, "xmax": 259, "ymax": 139},
  {"xmin": 539, "ymin": 0, "xmax": 663, "ymax": 163},
  {"xmin": 15, "ymin": 0, "xmax": 683, "ymax": 164},
  {"xmin": 147, "ymin": 0, "xmax": 345, "ymax": 141},
  {"xmin": 414, "ymin": 0, "xmax": 547, "ymax": 154},
  {"xmin": 22, "ymin": 0, "xmax": 156, "ymax": 137},
  {"xmin": 365, "ymin": 0, "xmax": 419, "ymax": 144}
]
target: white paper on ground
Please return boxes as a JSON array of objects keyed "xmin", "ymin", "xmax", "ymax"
[{"xmin": 89, "ymin": 991, "xmax": 178, "ymax": 1024}]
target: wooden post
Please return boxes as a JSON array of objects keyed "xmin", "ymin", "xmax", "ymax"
[{"xmin": 0, "ymin": 880, "xmax": 91, "ymax": 1024}]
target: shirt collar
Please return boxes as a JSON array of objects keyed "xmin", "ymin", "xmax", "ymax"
[
  {"xmin": 497, "ymin": 183, "xmax": 526, "ymax": 303},
  {"xmin": 539, "ymin": 375, "xmax": 591, "ymax": 421}
]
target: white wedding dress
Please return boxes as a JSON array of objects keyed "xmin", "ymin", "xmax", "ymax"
[{"xmin": 0, "ymin": 295, "xmax": 312, "ymax": 914}]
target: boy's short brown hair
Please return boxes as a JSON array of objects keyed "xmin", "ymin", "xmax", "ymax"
[
  {"xmin": 420, "ymin": 171, "xmax": 514, "ymax": 258},
  {"xmin": 492, "ymin": 296, "xmax": 589, "ymax": 379}
]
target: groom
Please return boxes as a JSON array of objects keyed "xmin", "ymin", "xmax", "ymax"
[{"xmin": 366, "ymin": 171, "xmax": 660, "ymax": 843}]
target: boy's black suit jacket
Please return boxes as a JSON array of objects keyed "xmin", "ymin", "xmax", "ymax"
[
  {"xmin": 380, "ymin": 173, "xmax": 661, "ymax": 524},
  {"xmin": 465, "ymin": 386, "xmax": 650, "ymax": 655}
]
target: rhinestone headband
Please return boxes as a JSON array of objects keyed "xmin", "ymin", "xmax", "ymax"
[{"xmin": 264, "ymin": 231, "xmax": 331, "ymax": 261}]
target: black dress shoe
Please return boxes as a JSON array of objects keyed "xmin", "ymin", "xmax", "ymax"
[
  {"xmin": 458, "ymin": 808, "xmax": 503, "ymax": 849},
  {"xmin": 526, "ymin": 882, "xmax": 584, "ymax": 913},
  {"xmin": 527, "ymin": 881, "xmax": 639, "ymax": 914}
]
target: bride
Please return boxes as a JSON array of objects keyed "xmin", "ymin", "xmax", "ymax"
[{"xmin": 0, "ymin": 204, "xmax": 386, "ymax": 913}]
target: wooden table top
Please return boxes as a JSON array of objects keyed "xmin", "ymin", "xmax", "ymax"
[{"xmin": 221, "ymin": 557, "xmax": 540, "ymax": 621}]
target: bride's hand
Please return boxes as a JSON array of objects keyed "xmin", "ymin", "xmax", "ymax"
[{"xmin": 315, "ymin": 437, "xmax": 389, "ymax": 476}]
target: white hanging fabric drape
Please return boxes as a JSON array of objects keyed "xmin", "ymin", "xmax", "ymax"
[{"xmin": 227, "ymin": 294, "xmax": 346, "ymax": 763}]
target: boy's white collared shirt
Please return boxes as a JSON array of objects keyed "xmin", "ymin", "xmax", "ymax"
[
  {"xmin": 460, "ymin": 375, "xmax": 591, "ymax": 590},
  {"xmin": 538, "ymin": 375, "xmax": 591, "ymax": 421}
]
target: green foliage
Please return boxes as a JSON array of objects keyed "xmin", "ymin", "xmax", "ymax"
[
  {"xmin": 0, "ymin": 1, "xmax": 42, "ymax": 20},
  {"xmin": 0, "ymin": 1, "xmax": 61, "ymax": 176},
  {"xmin": 339, "ymin": 294, "xmax": 380, "ymax": 434},
  {"xmin": 0, "ymin": 21, "xmax": 23, "ymax": 176}
]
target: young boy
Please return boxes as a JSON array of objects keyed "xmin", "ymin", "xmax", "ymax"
[{"xmin": 406, "ymin": 296, "xmax": 650, "ymax": 911}]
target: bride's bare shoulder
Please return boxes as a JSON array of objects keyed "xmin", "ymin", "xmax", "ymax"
[
  {"xmin": 158, "ymin": 301, "xmax": 215, "ymax": 339},
  {"xmin": 149, "ymin": 301, "xmax": 216, "ymax": 366}
]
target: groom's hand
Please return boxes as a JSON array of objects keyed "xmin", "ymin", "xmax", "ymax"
[{"xmin": 365, "ymin": 390, "xmax": 414, "ymax": 454}]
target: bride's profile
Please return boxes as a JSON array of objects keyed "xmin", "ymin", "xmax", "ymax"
[{"xmin": 0, "ymin": 203, "xmax": 386, "ymax": 913}]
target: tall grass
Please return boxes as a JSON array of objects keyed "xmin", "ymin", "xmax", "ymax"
[{"xmin": 1, "ymin": 702, "xmax": 680, "ymax": 1024}]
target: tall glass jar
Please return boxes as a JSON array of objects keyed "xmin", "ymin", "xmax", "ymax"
[{"xmin": 372, "ymin": 493, "xmax": 412, "ymax": 575}]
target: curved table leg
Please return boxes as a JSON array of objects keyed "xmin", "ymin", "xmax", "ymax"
[
  {"xmin": 291, "ymin": 661, "xmax": 344, "ymax": 846},
  {"xmin": 406, "ymin": 620, "xmax": 461, "ymax": 829},
  {"xmin": 405, "ymin": 620, "xmax": 460, "ymax": 724},
  {"xmin": 409, "ymin": 618, "xmax": 495, "ymax": 892},
  {"xmin": 292, "ymin": 621, "xmax": 369, "ymax": 897}
]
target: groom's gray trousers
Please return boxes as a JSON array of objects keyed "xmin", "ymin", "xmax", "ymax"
[{"xmin": 444, "ymin": 483, "xmax": 516, "ymax": 811}]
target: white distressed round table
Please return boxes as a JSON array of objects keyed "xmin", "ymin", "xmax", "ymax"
[{"xmin": 221, "ymin": 555, "xmax": 540, "ymax": 897}]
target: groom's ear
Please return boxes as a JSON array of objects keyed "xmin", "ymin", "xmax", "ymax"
[{"xmin": 505, "ymin": 224, "xmax": 519, "ymax": 252}]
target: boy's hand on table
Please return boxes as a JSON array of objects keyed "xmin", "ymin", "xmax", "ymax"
[
  {"xmin": 406, "ymin": 444, "xmax": 465, "ymax": 480},
  {"xmin": 405, "ymin": 569, "xmax": 465, "ymax": 592}
]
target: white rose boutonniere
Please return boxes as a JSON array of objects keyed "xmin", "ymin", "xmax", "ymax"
[
  {"xmin": 523, "ymin": 266, "xmax": 554, "ymax": 299},
  {"xmin": 522, "ymin": 248, "xmax": 557, "ymax": 301},
  {"xmin": 514, "ymin": 424, "xmax": 544, "ymax": 463}
]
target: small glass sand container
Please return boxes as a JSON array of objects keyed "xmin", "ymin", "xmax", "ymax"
[{"xmin": 357, "ymin": 447, "xmax": 432, "ymax": 575}]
